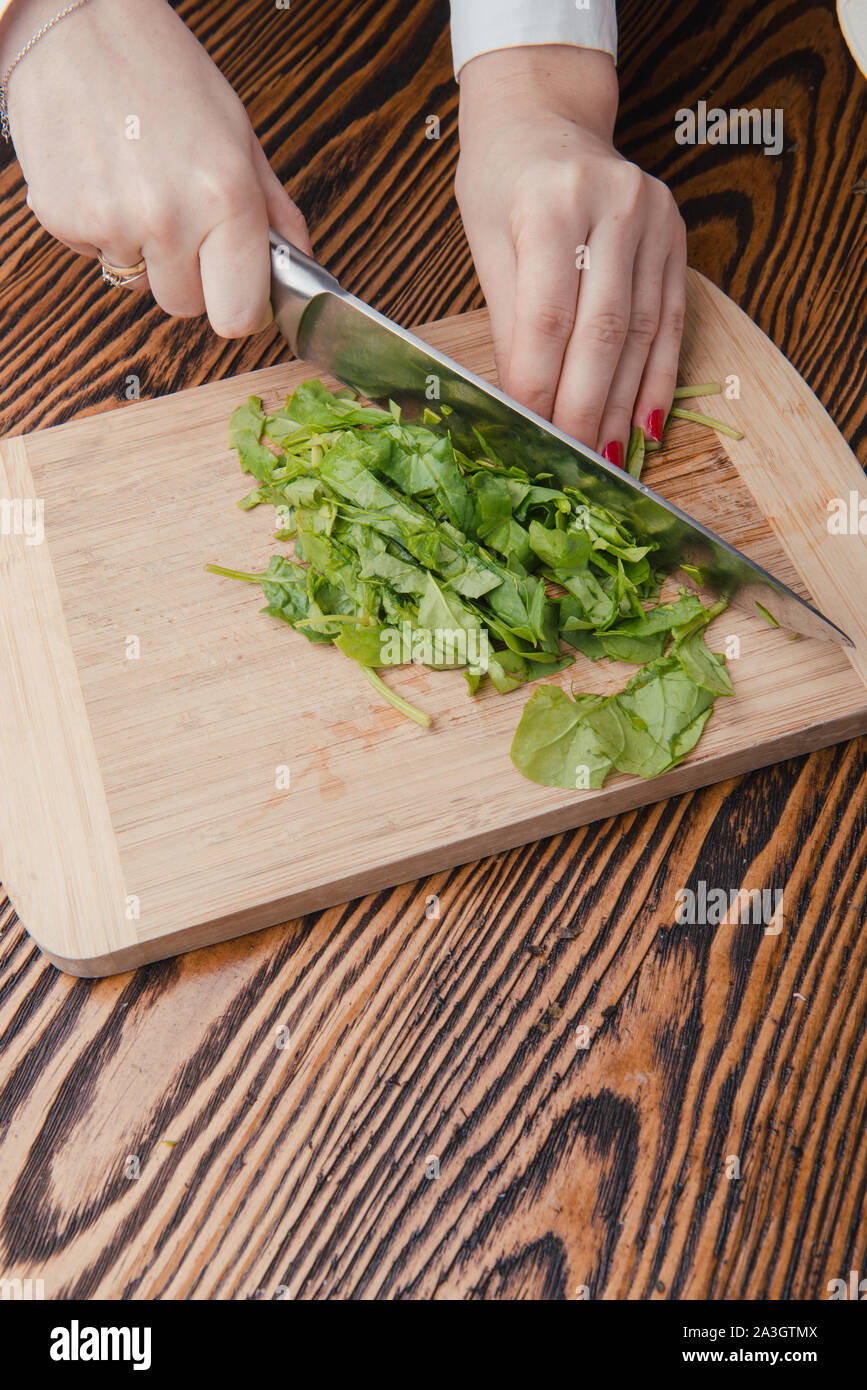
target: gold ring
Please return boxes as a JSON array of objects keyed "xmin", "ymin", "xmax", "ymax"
[{"xmin": 98, "ymin": 252, "xmax": 147, "ymax": 288}]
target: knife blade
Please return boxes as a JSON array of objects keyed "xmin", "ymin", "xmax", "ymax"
[{"xmin": 269, "ymin": 232, "xmax": 853, "ymax": 647}]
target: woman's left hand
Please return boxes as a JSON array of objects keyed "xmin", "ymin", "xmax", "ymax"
[{"xmin": 456, "ymin": 45, "xmax": 687, "ymax": 467}]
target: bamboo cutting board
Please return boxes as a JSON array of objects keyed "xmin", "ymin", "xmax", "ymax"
[{"xmin": 1, "ymin": 269, "xmax": 866, "ymax": 977}]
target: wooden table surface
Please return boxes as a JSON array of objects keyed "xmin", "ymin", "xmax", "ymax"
[{"xmin": 1, "ymin": 0, "xmax": 865, "ymax": 1300}]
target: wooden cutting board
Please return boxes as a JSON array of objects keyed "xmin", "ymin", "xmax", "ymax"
[{"xmin": 1, "ymin": 270, "xmax": 866, "ymax": 977}]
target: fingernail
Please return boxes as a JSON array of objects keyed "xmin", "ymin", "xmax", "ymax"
[
  {"xmin": 602, "ymin": 441, "xmax": 624, "ymax": 469},
  {"xmin": 256, "ymin": 303, "xmax": 274, "ymax": 333},
  {"xmin": 646, "ymin": 409, "xmax": 664, "ymax": 443}
]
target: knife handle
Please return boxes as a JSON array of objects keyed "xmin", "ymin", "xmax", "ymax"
[{"xmin": 269, "ymin": 230, "xmax": 341, "ymax": 355}]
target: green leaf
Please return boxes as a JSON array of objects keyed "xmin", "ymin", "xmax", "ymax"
[
  {"xmin": 528, "ymin": 520, "xmax": 591, "ymax": 572},
  {"xmin": 597, "ymin": 592, "xmax": 707, "ymax": 662},
  {"xmin": 510, "ymin": 686, "xmax": 613, "ymax": 789},
  {"xmin": 381, "ymin": 427, "xmax": 476, "ymax": 534},
  {"xmin": 680, "ymin": 562, "xmax": 704, "ymax": 586},
  {"xmin": 582, "ymin": 656, "xmax": 718, "ymax": 778},
  {"xmin": 417, "ymin": 572, "xmax": 482, "ymax": 639},
  {"xmin": 560, "ymin": 627, "xmax": 607, "ymax": 662},
  {"xmin": 599, "ymin": 630, "xmax": 669, "ymax": 664},
  {"xmin": 558, "ymin": 570, "xmax": 616, "ymax": 629},
  {"xmin": 755, "ymin": 600, "xmax": 781, "ymax": 628},
  {"xmin": 605, "ymin": 592, "xmax": 706, "ymax": 637},
  {"xmin": 335, "ymin": 623, "xmax": 389, "ymax": 666},
  {"xmin": 264, "ymin": 414, "xmax": 310, "ymax": 446},
  {"xmin": 673, "ymin": 625, "xmax": 733, "ymax": 696},
  {"xmin": 229, "ymin": 397, "xmax": 279, "ymax": 480},
  {"xmin": 486, "ymin": 651, "xmax": 527, "ymax": 694},
  {"xmin": 285, "ymin": 380, "xmax": 393, "ymax": 429},
  {"xmin": 360, "ymin": 550, "xmax": 429, "ymax": 597}
]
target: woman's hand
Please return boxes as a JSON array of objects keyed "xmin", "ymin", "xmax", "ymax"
[
  {"xmin": 456, "ymin": 46, "xmax": 686, "ymax": 465},
  {"xmin": 0, "ymin": 0, "xmax": 311, "ymax": 335}
]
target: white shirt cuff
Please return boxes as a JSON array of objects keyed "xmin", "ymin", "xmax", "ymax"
[{"xmin": 450, "ymin": 0, "xmax": 618, "ymax": 80}]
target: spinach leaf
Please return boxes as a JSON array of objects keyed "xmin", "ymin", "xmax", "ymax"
[
  {"xmin": 528, "ymin": 520, "xmax": 591, "ymax": 572},
  {"xmin": 511, "ymin": 605, "xmax": 730, "ymax": 787},
  {"xmin": 511, "ymin": 686, "xmax": 613, "ymax": 789},
  {"xmin": 673, "ymin": 624, "xmax": 733, "ymax": 695},
  {"xmin": 417, "ymin": 572, "xmax": 482, "ymax": 640},
  {"xmin": 335, "ymin": 623, "xmax": 389, "ymax": 666},
  {"xmin": 581, "ymin": 657, "xmax": 717, "ymax": 778},
  {"xmin": 597, "ymin": 591, "xmax": 707, "ymax": 663},
  {"xmin": 229, "ymin": 397, "xmax": 279, "ymax": 480},
  {"xmin": 285, "ymin": 380, "xmax": 394, "ymax": 429}
]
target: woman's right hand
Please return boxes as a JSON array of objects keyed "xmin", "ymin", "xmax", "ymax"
[{"xmin": 1, "ymin": 0, "xmax": 311, "ymax": 335}]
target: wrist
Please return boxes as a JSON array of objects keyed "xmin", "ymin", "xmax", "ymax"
[
  {"xmin": 0, "ymin": 0, "xmax": 90, "ymax": 71},
  {"xmin": 0, "ymin": 0, "xmax": 156, "ymax": 73},
  {"xmin": 459, "ymin": 45, "xmax": 618, "ymax": 141}
]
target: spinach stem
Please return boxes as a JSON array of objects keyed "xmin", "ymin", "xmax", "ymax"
[
  {"xmin": 670, "ymin": 407, "xmax": 744, "ymax": 440},
  {"xmin": 206, "ymin": 562, "xmax": 301, "ymax": 588},
  {"xmin": 205, "ymin": 563, "xmax": 265, "ymax": 583},
  {"xmin": 673, "ymin": 383, "xmax": 722, "ymax": 399},
  {"xmin": 360, "ymin": 665, "xmax": 432, "ymax": 728},
  {"xmin": 705, "ymin": 597, "xmax": 730, "ymax": 622}
]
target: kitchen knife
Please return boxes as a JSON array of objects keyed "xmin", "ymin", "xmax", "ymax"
[{"xmin": 268, "ymin": 232, "xmax": 853, "ymax": 646}]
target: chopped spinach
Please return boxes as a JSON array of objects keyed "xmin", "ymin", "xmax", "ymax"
[{"xmin": 210, "ymin": 378, "xmax": 743, "ymax": 783}]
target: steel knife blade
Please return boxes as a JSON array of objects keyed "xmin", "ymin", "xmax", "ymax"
[{"xmin": 269, "ymin": 232, "xmax": 853, "ymax": 646}]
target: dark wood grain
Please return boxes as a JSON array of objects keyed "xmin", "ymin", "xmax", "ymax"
[{"xmin": 1, "ymin": 0, "xmax": 865, "ymax": 1300}]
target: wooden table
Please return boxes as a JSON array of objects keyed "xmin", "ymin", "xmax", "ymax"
[{"xmin": 1, "ymin": 0, "xmax": 864, "ymax": 1300}]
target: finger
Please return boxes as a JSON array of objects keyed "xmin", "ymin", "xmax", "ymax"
[
  {"xmin": 142, "ymin": 235, "xmax": 206, "ymax": 320},
  {"xmin": 467, "ymin": 229, "xmax": 515, "ymax": 388},
  {"xmin": 198, "ymin": 193, "xmax": 273, "ymax": 337},
  {"xmin": 550, "ymin": 219, "xmax": 637, "ymax": 457},
  {"xmin": 594, "ymin": 237, "xmax": 665, "ymax": 455},
  {"xmin": 506, "ymin": 212, "xmax": 582, "ymax": 419},
  {"xmin": 24, "ymin": 188, "xmax": 116, "ymax": 263},
  {"xmin": 252, "ymin": 141, "xmax": 313, "ymax": 257},
  {"xmin": 93, "ymin": 237, "xmax": 152, "ymax": 295},
  {"xmin": 50, "ymin": 234, "xmax": 100, "ymax": 260},
  {"xmin": 27, "ymin": 208, "xmax": 148, "ymax": 288},
  {"xmin": 632, "ymin": 240, "xmax": 687, "ymax": 443}
]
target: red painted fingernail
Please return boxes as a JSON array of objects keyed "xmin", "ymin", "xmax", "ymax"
[
  {"xmin": 646, "ymin": 409, "xmax": 664, "ymax": 443},
  {"xmin": 602, "ymin": 441, "xmax": 624, "ymax": 469}
]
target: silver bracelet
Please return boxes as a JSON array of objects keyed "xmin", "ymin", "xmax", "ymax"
[{"xmin": 0, "ymin": 0, "xmax": 91, "ymax": 140}]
